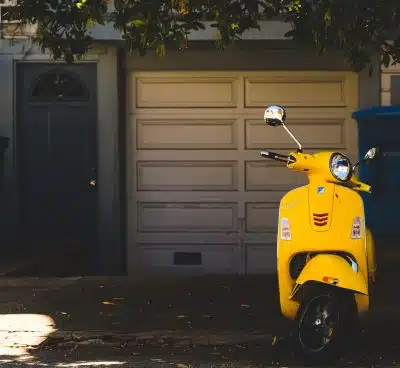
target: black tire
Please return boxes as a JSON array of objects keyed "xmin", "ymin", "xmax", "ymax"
[{"xmin": 294, "ymin": 285, "xmax": 358, "ymax": 363}]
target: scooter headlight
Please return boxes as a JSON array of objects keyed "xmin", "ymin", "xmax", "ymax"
[{"xmin": 329, "ymin": 153, "xmax": 352, "ymax": 182}]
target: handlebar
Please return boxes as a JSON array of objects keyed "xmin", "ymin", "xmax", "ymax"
[{"xmin": 260, "ymin": 150, "xmax": 295, "ymax": 163}]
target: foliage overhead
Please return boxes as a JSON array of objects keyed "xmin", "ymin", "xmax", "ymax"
[{"xmin": 9, "ymin": 0, "xmax": 400, "ymax": 71}]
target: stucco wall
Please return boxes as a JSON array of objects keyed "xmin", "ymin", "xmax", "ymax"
[
  {"xmin": 381, "ymin": 63, "xmax": 400, "ymax": 105},
  {"xmin": 0, "ymin": 40, "xmax": 121, "ymax": 271}
]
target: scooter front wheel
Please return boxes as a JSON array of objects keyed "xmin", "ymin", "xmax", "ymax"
[{"xmin": 295, "ymin": 286, "xmax": 356, "ymax": 362}]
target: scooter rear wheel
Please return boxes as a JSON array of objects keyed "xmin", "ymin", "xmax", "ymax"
[{"xmin": 295, "ymin": 286, "xmax": 356, "ymax": 362}]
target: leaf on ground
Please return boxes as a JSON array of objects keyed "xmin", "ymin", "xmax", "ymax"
[
  {"xmin": 102, "ymin": 301, "xmax": 116, "ymax": 305},
  {"xmin": 240, "ymin": 304, "xmax": 250, "ymax": 308},
  {"xmin": 176, "ymin": 314, "xmax": 187, "ymax": 319},
  {"xmin": 272, "ymin": 336, "xmax": 277, "ymax": 345},
  {"xmin": 113, "ymin": 297, "xmax": 124, "ymax": 301},
  {"xmin": 203, "ymin": 314, "xmax": 211, "ymax": 318}
]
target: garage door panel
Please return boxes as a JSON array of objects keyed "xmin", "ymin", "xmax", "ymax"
[
  {"xmin": 133, "ymin": 108, "xmax": 241, "ymax": 117},
  {"xmin": 135, "ymin": 150, "xmax": 241, "ymax": 162},
  {"xmin": 243, "ymin": 107, "xmax": 349, "ymax": 120},
  {"xmin": 134, "ymin": 191, "xmax": 242, "ymax": 203},
  {"xmin": 136, "ymin": 119, "xmax": 238, "ymax": 150},
  {"xmin": 245, "ymin": 161, "xmax": 308, "ymax": 191},
  {"xmin": 245, "ymin": 119, "xmax": 346, "ymax": 150},
  {"xmin": 246, "ymin": 244, "xmax": 277, "ymax": 274},
  {"xmin": 137, "ymin": 202, "xmax": 238, "ymax": 233},
  {"xmin": 139, "ymin": 245, "xmax": 238, "ymax": 274},
  {"xmin": 245, "ymin": 202, "xmax": 279, "ymax": 233},
  {"xmin": 244, "ymin": 191, "xmax": 287, "ymax": 204},
  {"xmin": 245, "ymin": 75, "xmax": 347, "ymax": 107},
  {"xmin": 137, "ymin": 232, "xmax": 238, "ymax": 244},
  {"xmin": 136, "ymin": 76, "xmax": 238, "ymax": 108},
  {"xmin": 137, "ymin": 161, "xmax": 238, "ymax": 191}
]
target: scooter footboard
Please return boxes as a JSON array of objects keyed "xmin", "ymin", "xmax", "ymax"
[{"xmin": 293, "ymin": 254, "xmax": 368, "ymax": 296}]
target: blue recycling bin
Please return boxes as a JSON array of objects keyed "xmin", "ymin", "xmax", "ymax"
[{"xmin": 352, "ymin": 106, "xmax": 400, "ymax": 240}]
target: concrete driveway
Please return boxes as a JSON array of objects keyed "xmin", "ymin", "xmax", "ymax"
[{"xmin": 0, "ymin": 273, "xmax": 398, "ymax": 367}]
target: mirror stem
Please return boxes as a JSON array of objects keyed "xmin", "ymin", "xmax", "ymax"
[{"xmin": 282, "ymin": 123, "xmax": 303, "ymax": 152}]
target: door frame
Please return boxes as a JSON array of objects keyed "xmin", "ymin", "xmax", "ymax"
[{"xmin": 12, "ymin": 49, "xmax": 122, "ymax": 274}]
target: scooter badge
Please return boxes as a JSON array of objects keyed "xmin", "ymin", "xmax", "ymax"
[{"xmin": 317, "ymin": 186, "xmax": 325, "ymax": 195}]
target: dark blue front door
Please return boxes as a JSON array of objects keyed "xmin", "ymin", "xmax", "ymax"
[{"xmin": 17, "ymin": 64, "xmax": 97, "ymax": 250}]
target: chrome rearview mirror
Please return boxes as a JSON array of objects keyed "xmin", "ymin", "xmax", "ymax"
[
  {"xmin": 364, "ymin": 147, "xmax": 377, "ymax": 161},
  {"xmin": 263, "ymin": 104, "xmax": 303, "ymax": 152},
  {"xmin": 264, "ymin": 105, "xmax": 286, "ymax": 126},
  {"xmin": 352, "ymin": 147, "xmax": 378, "ymax": 171}
]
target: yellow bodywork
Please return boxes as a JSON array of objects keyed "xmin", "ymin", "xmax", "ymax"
[
  {"xmin": 277, "ymin": 151, "xmax": 375, "ymax": 320},
  {"xmin": 294, "ymin": 254, "xmax": 368, "ymax": 295}
]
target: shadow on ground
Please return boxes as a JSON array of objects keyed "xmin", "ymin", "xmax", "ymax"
[{"xmin": 0, "ymin": 270, "xmax": 398, "ymax": 367}]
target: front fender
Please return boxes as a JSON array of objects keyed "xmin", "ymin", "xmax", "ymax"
[{"xmin": 292, "ymin": 254, "xmax": 368, "ymax": 296}]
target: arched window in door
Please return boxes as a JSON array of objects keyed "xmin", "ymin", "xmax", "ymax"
[{"xmin": 30, "ymin": 69, "xmax": 90, "ymax": 102}]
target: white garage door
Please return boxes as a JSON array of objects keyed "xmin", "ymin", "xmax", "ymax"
[{"xmin": 128, "ymin": 71, "xmax": 358, "ymax": 275}]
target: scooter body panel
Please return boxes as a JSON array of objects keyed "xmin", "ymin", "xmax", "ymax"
[
  {"xmin": 294, "ymin": 254, "xmax": 368, "ymax": 295},
  {"xmin": 277, "ymin": 181, "xmax": 369, "ymax": 320}
]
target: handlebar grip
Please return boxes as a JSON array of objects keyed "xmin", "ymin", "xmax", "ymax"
[{"xmin": 260, "ymin": 150, "xmax": 290, "ymax": 162}]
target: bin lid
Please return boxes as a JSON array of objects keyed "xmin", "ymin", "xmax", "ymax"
[{"xmin": 352, "ymin": 106, "xmax": 400, "ymax": 120}]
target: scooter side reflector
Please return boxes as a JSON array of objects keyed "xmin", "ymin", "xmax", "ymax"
[
  {"xmin": 351, "ymin": 217, "xmax": 362, "ymax": 239},
  {"xmin": 280, "ymin": 217, "xmax": 291, "ymax": 240},
  {"xmin": 322, "ymin": 276, "xmax": 339, "ymax": 285}
]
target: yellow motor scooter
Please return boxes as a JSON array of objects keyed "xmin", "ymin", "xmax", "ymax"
[{"xmin": 261, "ymin": 105, "xmax": 377, "ymax": 359}]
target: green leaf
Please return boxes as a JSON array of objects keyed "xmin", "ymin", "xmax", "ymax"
[
  {"xmin": 11, "ymin": 0, "xmax": 400, "ymax": 72},
  {"xmin": 130, "ymin": 19, "xmax": 146, "ymax": 28},
  {"xmin": 156, "ymin": 42, "xmax": 167, "ymax": 56},
  {"xmin": 324, "ymin": 9, "xmax": 331, "ymax": 26}
]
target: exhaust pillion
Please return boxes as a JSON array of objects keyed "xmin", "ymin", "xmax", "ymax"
[{"xmin": 261, "ymin": 105, "xmax": 377, "ymax": 361}]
